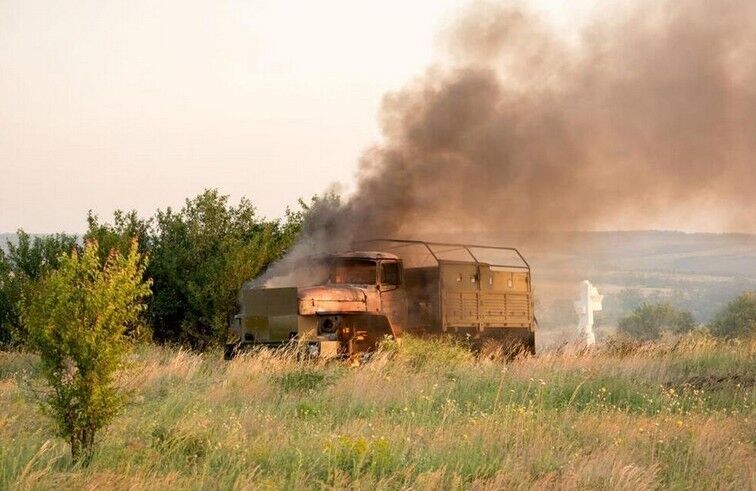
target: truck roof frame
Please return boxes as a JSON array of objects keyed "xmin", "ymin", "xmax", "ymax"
[{"xmin": 353, "ymin": 239, "xmax": 530, "ymax": 270}]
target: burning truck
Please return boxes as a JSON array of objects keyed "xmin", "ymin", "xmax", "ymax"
[{"xmin": 225, "ymin": 240, "xmax": 535, "ymax": 359}]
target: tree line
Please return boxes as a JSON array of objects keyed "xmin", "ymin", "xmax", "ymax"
[
  {"xmin": 616, "ymin": 295, "xmax": 755, "ymax": 341},
  {"xmin": 0, "ymin": 189, "xmax": 320, "ymax": 349}
]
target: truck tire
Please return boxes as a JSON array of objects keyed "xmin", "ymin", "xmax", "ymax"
[
  {"xmin": 526, "ymin": 331, "xmax": 536, "ymax": 356},
  {"xmin": 224, "ymin": 343, "xmax": 239, "ymax": 360},
  {"xmin": 502, "ymin": 331, "xmax": 535, "ymax": 360}
]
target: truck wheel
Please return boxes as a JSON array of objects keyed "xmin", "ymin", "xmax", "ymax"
[
  {"xmin": 526, "ymin": 331, "xmax": 536, "ymax": 356},
  {"xmin": 511, "ymin": 332, "xmax": 536, "ymax": 359},
  {"xmin": 224, "ymin": 343, "xmax": 239, "ymax": 360},
  {"xmin": 479, "ymin": 339, "xmax": 505, "ymax": 360}
]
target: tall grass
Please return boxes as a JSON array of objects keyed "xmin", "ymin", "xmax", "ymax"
[{"xmin": 0, "ymin": 334, "xmax": 754, "ymax": 489}]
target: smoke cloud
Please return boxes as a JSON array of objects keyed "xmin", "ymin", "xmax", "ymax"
[{"xmin": 263, "ymin": 0, "xmax": 756, "ymax": 282}]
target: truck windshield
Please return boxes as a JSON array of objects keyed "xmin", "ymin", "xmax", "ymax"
[{"xmin": 328, "ymin": 259, "xmax": 377, "ymax": 285}]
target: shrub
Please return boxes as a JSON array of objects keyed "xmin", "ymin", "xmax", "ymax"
[
  {"xmin": 0, "ymin": 230, "xmax": 79, "ymax": 346},
  {"xmin": 618, "ymin": 302, "xmax": 696, "ymax": 340},
  {"xmin": 709, "ymin": 291, "xmax": 756, "ymax": 339},
  {"xmin": 80, "ymin": 189, "xmax": 309, "ymax": 348},
  {"xmin": 5, "ymin": 190, "xmax": 316, "ymax": 350},
  {"xmin": 22, "ymin": 240, "xmax": 151, "ymax": 464},
  {"xmin": 84, "ymin": 210, "xmax": 151, "ymax": 267}
]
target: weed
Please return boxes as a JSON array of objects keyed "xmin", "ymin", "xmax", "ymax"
[{"xmin": 278, "ymin": 368, "xmax": 327, "ymax": 392}]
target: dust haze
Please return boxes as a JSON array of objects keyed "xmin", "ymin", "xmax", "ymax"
[{"xmin": 262, "ymin": 0, "xmax": 756, "ymax": 283}]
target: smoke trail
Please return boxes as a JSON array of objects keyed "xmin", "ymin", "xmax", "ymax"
[{"xmin": 261, "ymin": 0, "xmax": 756, "ymax": 283}]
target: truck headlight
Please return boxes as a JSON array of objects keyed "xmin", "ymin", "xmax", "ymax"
[{"xmin": 318, "ymin": 315, "xmax": 341, "ymax": 334}]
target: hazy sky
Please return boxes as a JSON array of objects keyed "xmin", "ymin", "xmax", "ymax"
[{"xmin": 1, "ymin": 0, "xmax": 607, "ymax": 233}]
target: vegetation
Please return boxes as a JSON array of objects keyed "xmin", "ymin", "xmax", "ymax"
[
  {"xmin": 709, "ymin": 290, "xmax": 756, "ymax": 339},
  {"xmin": 0, "ymin": 202, "xmax": 753, "ymax": 486},
  {"xmin": 0, "ymin": 335, "xmax": 753, "ymax": 488},
  {"xmin": 1, "ymin": 192, "xmax": 753, "ymax": 486},
  {"xmin": 146, "ymin": 190, "xmax": 303, "ymax": 348},
  {"xmin": 1, "ymin": 189, "xmax": 308, "ymax": 349},
  {"xmin": 0, "ymin": 231, "xmax": 78, "ymax": 346},
  {"xmin": 21, "ymin": 241, "xmax": 151, "ymax": 464},
  {"xmin": 618, "ymin": 302, "xmax": 696, "ymax": 340}
]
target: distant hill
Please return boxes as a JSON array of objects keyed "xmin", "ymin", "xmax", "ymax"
[
  {"xmin": 522, "ymin": 231, "xmax": 755, "ymax": 329},
  {"xmin": 543, "ymin": 231, "xmax": 756, "ymax": 279}
]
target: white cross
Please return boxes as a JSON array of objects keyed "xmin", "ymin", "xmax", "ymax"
[{"xmin": 574, "ymin": 280, "xmax": 603, "ymax": 346}]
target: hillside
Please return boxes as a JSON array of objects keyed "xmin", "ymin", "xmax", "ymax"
[{"xmin": 519, "ymin": 232, "xmax": 756, "ymax": 336}]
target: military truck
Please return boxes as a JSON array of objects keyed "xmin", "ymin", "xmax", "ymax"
[{"xmin": 225, "ymin": 240, "xmax": 535, "ymax": 359}]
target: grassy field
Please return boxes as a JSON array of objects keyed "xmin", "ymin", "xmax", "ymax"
[{"xmin": 0, "ymin": 335, "xmax": 754, "ymax": 490}]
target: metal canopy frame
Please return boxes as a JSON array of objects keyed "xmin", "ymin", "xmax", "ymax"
[{"xmin": 353, "ymin": 239, "xmax": 530, "ymax": 270}]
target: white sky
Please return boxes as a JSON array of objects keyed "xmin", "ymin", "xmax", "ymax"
[{"xmin": 0, "ymin": 0, "xmax": 605, "ymax": 233}]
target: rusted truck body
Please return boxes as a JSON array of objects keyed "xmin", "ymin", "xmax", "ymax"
[{"xmin": 226, "ymin": 240, "xmax": 535, "ymax": 358}]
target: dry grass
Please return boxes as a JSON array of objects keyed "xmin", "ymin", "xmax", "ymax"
[{"xmin": 0, "ymin": 334, "xmax": 754, "ymax": 490}]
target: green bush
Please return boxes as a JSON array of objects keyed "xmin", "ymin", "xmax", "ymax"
[
  {"xmin": 709, "ymin": 291, "xmax": 756, "ymax": 339},
  {"xmin": 0, "ymin": 231, "xmax": 79, "ymax": 346},
  {"xmin": 3, "ymin": 190, "xmax": 319, "ymax": 350},
  {"xmin": 147, "ymin": 189, "xmax": 305, "ymax": 347},
  {"xmin": 22, "ymin": 240, "xmax": 151, "ymax": 464},
  {"xmin": 618, "ymin": 302, "xmax": 696, "ymax": 340},
  {"xmin": 85, "ymin": 210, "xmax": 151, "ymax": 268},
  {"xmin": 82, "ymin": 189, "xmax": 311, "ymax": 348}
]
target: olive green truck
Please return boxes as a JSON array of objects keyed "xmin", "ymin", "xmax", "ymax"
[{"xmin": 225, "ymin": 240, "xmax": 535, "ymax": 359}]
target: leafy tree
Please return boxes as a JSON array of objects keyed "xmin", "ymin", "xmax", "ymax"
[
  {"xmin": 85, "ymin": 210, "xmax": 151, "ymax": 266},
  {"xmin": 148, "ymin": 189, "xmax": 305, "ymax": 347},
  {"xmin": 6, "ymin": 190, "xmax": 311, "ymax": 350},
  {"xmin": 617, "ymin": 302, "xmax": 696, "ymax": 340},
  {"xmin": 709, "ymin": 291, "xmax": 756, "ymax": 339},
  {"xmin": 5, "ymin": 230, "xmax": 80, "ymax": 279},
  {"xmin": 0, "ymin": 230, "xmax": 79, "ymax": 346},
  {"xmin": 22, "ymin": 240, "xmax": 151, "ymax": 464},
  {"xmin": 0, "ymin": 250, "xmax": 13, "ymax": 345}
]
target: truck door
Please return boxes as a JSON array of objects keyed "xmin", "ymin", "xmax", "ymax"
[{"xmin": 379, "ymin": 260, "xmax": 407, "ymax": 336}]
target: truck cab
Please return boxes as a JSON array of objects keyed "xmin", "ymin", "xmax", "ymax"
[{"xmin": 227, "ymin": 252, "xmax": 406, "ymax": 359}]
